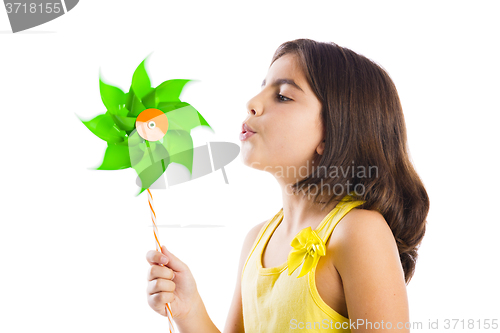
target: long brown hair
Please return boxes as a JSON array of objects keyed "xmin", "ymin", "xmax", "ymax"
[{"xmin": 270, "ymin": 39, "xmax": 429, "ymax": 284}]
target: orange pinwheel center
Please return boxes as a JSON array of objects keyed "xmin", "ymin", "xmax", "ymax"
[{"xmin": 135, "ymin": 108, "xmax": 169, "ymax": 141}]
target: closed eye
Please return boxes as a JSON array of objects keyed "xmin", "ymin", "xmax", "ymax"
[{"xmin": 277, "ymin": 93, "xmax": 292, "ymax": 102}]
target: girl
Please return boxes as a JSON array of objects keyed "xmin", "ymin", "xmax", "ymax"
[{"xmin": 146, "ymin": 39, "xmax": 429, "ymax": 332}]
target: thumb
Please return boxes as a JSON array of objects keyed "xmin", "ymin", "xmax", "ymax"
[{"xmin": 161, "ymin": 245, "xmax": 188, "ymax": 272}]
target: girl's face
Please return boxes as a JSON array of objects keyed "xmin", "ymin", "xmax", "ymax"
[{"xmin": 241, "ymin": 53, "xmax": 324, "ymax": 183}]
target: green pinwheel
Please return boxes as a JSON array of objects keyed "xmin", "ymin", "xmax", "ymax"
[{"xmin": 78, "ymin": 54, "xmax": 213, "ymax": 196}]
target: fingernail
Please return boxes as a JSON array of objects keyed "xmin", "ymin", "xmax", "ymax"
[{"xmin": 161, "ymin": 256, "xmax": 168, "ymax": 264}]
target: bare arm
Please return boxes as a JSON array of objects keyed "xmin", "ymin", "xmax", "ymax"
[
  {"xmin": 223, "ymin": 221, "xmax": 267, "ymax": 333},
  {"xmin": 174, "ymin": 296, "xmax": 221, "ymax": 333},
  {"xmin": 332, "ymin": 209, "xmax": 410, "ymax": 333}
]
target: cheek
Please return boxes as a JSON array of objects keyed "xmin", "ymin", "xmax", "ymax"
[
  {"xmin": 278, "ymin": 118, "xmax": 320, "ymax": 147},
  {"xmin": 269, "ymin": 123, "xmax": 318, "ymax": 158}
]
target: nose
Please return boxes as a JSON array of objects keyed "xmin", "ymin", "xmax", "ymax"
[{"xmin": 246, "ymin": 94, "xmax": 261, "ymax": 116}]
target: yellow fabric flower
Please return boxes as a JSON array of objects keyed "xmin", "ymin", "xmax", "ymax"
[{"xmin": 287, "ymin": 226, "xmax": 326, "ymax": 278}]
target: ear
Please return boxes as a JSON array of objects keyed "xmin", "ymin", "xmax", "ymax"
[{"xmin": 316, "ymin": 139, "xmax": 325, "ymax": 155}]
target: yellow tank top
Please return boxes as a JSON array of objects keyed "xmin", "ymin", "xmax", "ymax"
[{"xmin": 241, "ymin": 193, "xmax": 365, "ymax": 332}]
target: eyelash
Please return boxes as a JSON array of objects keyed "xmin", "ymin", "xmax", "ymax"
[{"xmin": 277, "ymin": 93, "xmax": 292, "ymax": 102}]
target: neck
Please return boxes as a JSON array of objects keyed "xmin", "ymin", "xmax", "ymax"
[{"xmin": 278, "ymin": 181, "xmax": 340, "ymax": 236}]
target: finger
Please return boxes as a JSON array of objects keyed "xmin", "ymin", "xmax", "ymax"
[
  {"xmin": 149, "ymin": 292, "xmax": 174, "ymax": 311},
  {"xmin": 146, "ymin": 250, "xmax": 169, "ymax": 266},
  {"xmin": 147, "ymin": 278, "xmax": 176, "ymax": 295},
  {"xmin": 161, "ymin": 245, "xmax": 187, "ymax": 272},
  {"xmin": 148, "ymin": 264, "xmax": 175, "ymax": 281}
]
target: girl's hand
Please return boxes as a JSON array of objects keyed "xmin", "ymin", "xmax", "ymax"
[{"xmin": 146, "ymin": 245, "xmax": 200, "ymax": 321}]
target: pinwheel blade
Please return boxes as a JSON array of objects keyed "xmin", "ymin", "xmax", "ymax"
[{"xmin": 129, "ymin": 103, "xmax": 212, "ymax": 196}]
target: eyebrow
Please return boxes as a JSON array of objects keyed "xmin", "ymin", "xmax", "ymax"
[{"xmin": 261, "ymin": 78, "xmax": 304, "ymax": 93}]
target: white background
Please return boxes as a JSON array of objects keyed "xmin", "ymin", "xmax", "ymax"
[{"xmin": 1, "ymin": 1, "xmax": 499, "ymax": 332}]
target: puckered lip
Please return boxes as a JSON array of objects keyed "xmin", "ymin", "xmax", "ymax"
[{"xmin": 242, "ymin": 123, "xmax": 256, "ymax": 133}]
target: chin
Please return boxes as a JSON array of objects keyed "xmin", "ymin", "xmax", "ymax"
[{"xmin": 240, "ymin": 152, "xmax": 264, "ymax": 171}]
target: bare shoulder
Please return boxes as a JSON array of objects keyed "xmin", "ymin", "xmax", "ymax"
[
  {"xmin": 330, "ymin": 208, "xmax": 396, "ymax": 252},
  {"xmin": 328, "ymin": 207, "xmax": 403, "ymax": 276},
  {"xmin": 246, "ymin": 219, "xmax": 268, "ymax": 243},
  {"xmin": 238, "ymin": 219, "xmax": 270, "ymax": 278},
  {"xmin": 336, "ymin": 208, "xmax": 388, "ymax": 232},
  {"xmin": 241, "ymin": 220, "xmax": 268, "ymax": 254},
  {"xmin": 328, "ymin": 208, "xmax": 409, "ymax": 328}
]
